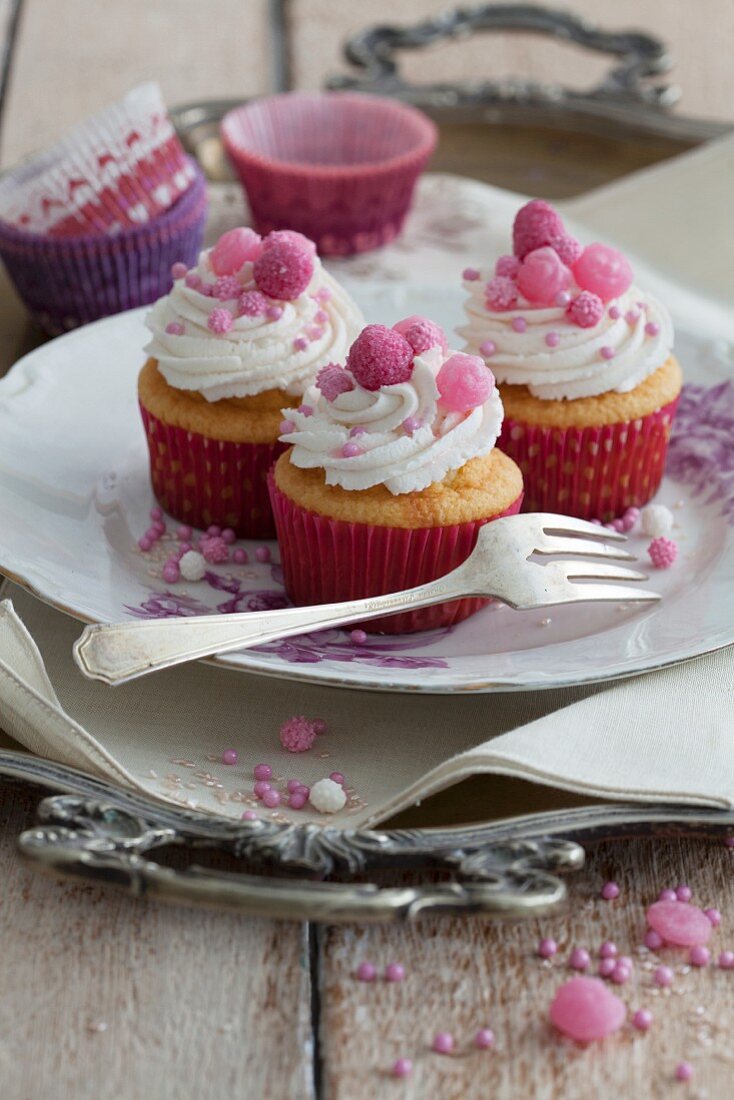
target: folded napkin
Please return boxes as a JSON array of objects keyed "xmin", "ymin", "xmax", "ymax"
[{"xmin": 1, "ymin": 585, "xmax": 731, "ymax": 828}]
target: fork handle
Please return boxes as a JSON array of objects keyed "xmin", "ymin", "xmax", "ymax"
[{"xmin": 73, "ymin": 569, "xmax": 470, "ymax": 685}]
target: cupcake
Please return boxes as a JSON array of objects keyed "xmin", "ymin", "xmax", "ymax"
[
  {"xmin": 458, "ymin": 200, "xmax": 682, "ymax": 521},
  {"xmin": 139, "ymin": 227, "xmax": 364, "ymax": 537},
  {"xmin": 269, "ymin": 317, "xmax": 523, "ymax": 634}
]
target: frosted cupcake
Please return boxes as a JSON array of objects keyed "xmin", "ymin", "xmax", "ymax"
[
  {"xmin": 270, "ymin": 317, "xmax": 523, "ymax": 633},
  {"xmin": 139, "ymin": 227, "xmax": 364, "ymax": 537},
  {"xmin": 458, "ymin": 200, "xmax": 682, "ymax": 520}
]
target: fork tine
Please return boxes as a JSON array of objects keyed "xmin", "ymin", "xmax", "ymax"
[
  {"xmin": 564, "ymin": 583, "xmax": 661, "ymax": 603},
  {"xmin": 560, "ymin": 561, "xmax": 649, "ymax": 582},
  {"xmin": 533, "ymin": 536, "xmax": 636, "ymax": 561},
  {"xmin": 535, "ymin": 513, "xmax": 628, "ymax": 542}
]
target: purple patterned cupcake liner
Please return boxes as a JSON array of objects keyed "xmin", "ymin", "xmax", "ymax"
[{"xmin": 0, "ymin": 158, "xmax": 207, "ymax": 334}]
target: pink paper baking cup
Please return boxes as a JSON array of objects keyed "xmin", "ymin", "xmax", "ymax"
[
  {"xmin": 140, "ymin": 402, "xmax": 287, "ymax": 539},
  {"xmin": 498, "ymin": 396, "xmax": 680, "ymax": 521},
  {"xmin": 268, "ymin": 475, "xmax": 523, "ymax": 634},
  {"xmin": 0, "ymin": 161, "xmax": 207, "ymax": 334},
  {"xmin": 222, "ymin": 92, "xmax": 437, "ymax": 256}
]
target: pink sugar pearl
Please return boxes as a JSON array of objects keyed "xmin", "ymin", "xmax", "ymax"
[
  {"xmin": 545, "ymin": 331, "xmax": 560, "ymax": 348},
  {"xmin": 598, "ymin": 958, "xmax": 616, "ymax": 978},
  {"xmin": 253, "ymin": 239, "xmax": 314, "ymax": 300},
  {"xmin": 479, "ymin": 339, "xmax": 496, "ymax": 357},
  {"xmin": 253, "ymin": 779, "xmax": 271, "ymax": 797},
  {"xmin": 516, "ymin": 246, "xmax": 570, "ymax": 306},
  {"xmin": 432, "ymin": 1032, "xmax": 453, "ymax": 1055},
  {"xmin": 485, "ymin": 275, "xmax": 518, "ymax": 312},
  {"xmin": 185, "ymin": 271, "xmax": 202, "ymax": 289},
  {"xmin": 600, "ymin": 346, "xmax": 615, "ymax": 361},
  {"xmin": 648, "ymin": 537, "xmax": 677, "ymax": 569},
  {"xmin": 221, "ymin": 528, "xmax": 236, "ymax": 544},
  {"xmin": 350, "ymin": 629, "xmax": 367, "ymax": 645},
  {"xmin": 280, "ymin": 419, "xmax": 296, "ymax": 435},
  {"xmin": 138, "ymin": 536, "xmax": 153, "ymax": 552},
  {"xmin": 654, "ymin": 966, "xmax": 673, "ymax": 987},
  {"xmin": 689, "ymin": 945, "xmax": 710, "ymax": 967},
  {"xmin": 549, "ymin": 976, "xmax": 626, "ymax": 1042},
  {"xmin": 385, "ymin": 963, "xmax": 405, "ymax": 982},
  {"xmin": 341, "ymin": 442, "xmax": 361, "ymax": 458},
  {"xmin": 346, "ymin": 324, "xmax": 414, "ymax": 391},
  {"xmin": 608, "ymin": 305, "xmax": 621, "ymax": 320},
  {"xmin": 675, "ymin": 1062, "xmax": 693, "ymax": 1082},
  {"xmin": 705, "ymin": 907, "xmax": 722, "ymax": 927},
  {"xmin": 165, "ymin": 321, "xmax": 184, "ymax": 335},
  {"xmin": 403, "ymin": 416, "xmax": 421, "ymax": 435},
  {"xmin": 463, "ymin": 266, "xmax": 481, "ymax": 280},
  {"xmin": 718, "ymin": 951, "xmax": 734, "ymax": 969},
  {"xmin": 293, "ymin": 335, "xmax": 308, "ymax": 352},
  {"xmin": 279, "ymin": 715, "xmax": 318, "ymax": 753},
  {"xmin": 237, "ymin": 290, "xmax": 269, "ymax": 317},
  {"xmin": 659, "ymin": 888, "xmax": 678, "ymax": 902},
  {"xmin": 177, "ymin": 524, "xmax": 193, "ymax": 541},
  {"xmin": 495, "ymin": 254, "xmax": 520, "ymax": 278},
  {"xmin": 221, "ymin": 749, "xmax": 238, "ymax": 766},
  {"xmin": 610, "ymin": 963, "xmax": 631, "ymax": 985},
  {"xmin": 329, "ymin": 772, "xmax": 345, "ymax": 786},
  {"xmin": 392, "ymin": 315, "xmax": 447, "ymax": 355},
  {"xmin": 647, "ymin": 900, "xmax": 712, "ymax": 946},
  {"xmin": 356, "ymin": 962, "xmax": 376, "ymax": 982},
  {"xmin": 569, "ymin": 948, "xmax": 590, "ymax": 971},
  {"xmin": 676, "ymin": 884, "xmax": 692, "ymax": 902},
  {"xmin": 210, "ymin": 227, "xmax": 262, "ymax": 275},
  {"xmin": 171, "ymin": 262, "xmax": 188, "ymax": 280},
  {"xmin": 437, "ymin": 353, "xmax": 495, "ymax": 412},
  {"xmin": 601, "ymin": 881, "xmax": 620, "ymax": 900},
  {"xmin": 511, "ymin": 316, "xmax": 527, "ymax": 333},
  {"xmin": 262, "ymin": 789, "xmax": 281, "ymax": 809},
  {"xmin": 568, "ymin": 290, "xmax": 604, "ymax": 328},
  {"xmin": 645, "ymin": 927, "xmax": 667, "ymax": 949},
  {"xmin": 266, "ymin": 304, "xmax": 283, "ymax": 320},
  {"xmin": 241, "ymin": 810, "xmax": 258, "ymax": 821},
  {"xmin": 645, "ymin": 321, "xmax": 660, "ymax": 337},
  {"xmin": 632, "ymin": 1009, "xmax": 653, "ymax": 1032},
  {"xmin": 233, "ymin": 548, "xmax": 248, "ymax": 564},
  {"xmin": 474, "ymin": 1028, "xmax": 495, "ymax": 1050},
  {"xmin": 286, "ymin": 779, "xmax": 303, "ymax": 793},
  {"xmin": 162, "ymin": 560, "xmax": 180, "ymax": 584},
  {"xmin": 512, "ymin": 199, "xmax": 565, "ymax": 260},
  {"xmin": 255, "ymin": 546, "xmax": 271, "ymax": 563},
  {"xmin": 573, "ymin": 243, "xmax": 633, "ymax": 302},
  {"xmin": 538, "ymin": 937, "xmax": 557, "ymax": 958},
  {"xmin": 253, "ymin": 763, "xmax": 272, "ymax": 781},
  {"xmin": 392, "ymin": 1059, "xmax": 412, "ymax": 1079},
  {"xmin": 288, "ymin": 792, "xmax": 307, "ymax": 810},
  {"xmin": 207, "ymin": 308, "xmax": 233, "ymax": 334},
  {"xmin": 599, "ymin": 941, "xmax": 617, "ymax": 959},
  {"xmin": 316, "ymin": 363, "xmax": 354, "ymax": 401}
]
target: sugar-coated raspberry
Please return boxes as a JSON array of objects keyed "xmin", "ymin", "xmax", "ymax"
[
  {"xmin": 516, "ymin": 246, "xmax": 571, "ymax": 305},
  {"xmin": 495, "ymin": 254, "xmax": 520, "ymax": 278},
  {"xmin": 549, "ymin": 234, "xmax": 583, "ymax": 266},
  {"xmin": 253, "ymin": 239, "xmax": 314, "ymax": 300},
  {"xmin": 210, "ymin": 227, "xmax": 262, "ymax": 275},
  {"xmin": 316, "ymin": 363, "xmax": 355, "ymax": 401},
  {"xmin": 568, "ymin": 291, "xmax": 604, "ymax": 328},
  {"xmin": 346, "ymin": 325, "xmax": 414, "ymax": 391},
  {"xmin": 512, "ymin": 199, "xmax": 565, "ymax": 259},
  {"xmin": 647, "ymin": 536, "xmax": 677, "ymax": 569},
  {"xmin": 237, "ymin": 290, "xmax": 269, "ymax": 317},
  {"xmin": 392, "ymin": 315, "xmax": 447, "ymax": 355},
  {"xmin": 262, "ymin": 229, "xmax": 317, "ymax": 255},
  {"xmin": 437, "ymin": 353, "xmax": 495, "ymax": 412},
  {"xmin": 573, "ymin": 243, "xmax": 634, "ymax": 303},
  {"xmin": 279, "ymin": 715, "xmax": 318, "ymax": 753},
  {"xmin": 310, "ymin": 777, "xmax": 347, "ymax": 814},
  {"xmin": 485, "ymin": 275, "xmax": 518, "ymax": 311},
  {"xmin": 200, "ymin": 535, "xmax": 229, "ymax": 564},
  {"xmin": 213, "ymin": 275, "xmax": 241, "ymax": 300},
  {"xmin": 207, "ymin": 308, "xmax": 234, "ymax": 334}
]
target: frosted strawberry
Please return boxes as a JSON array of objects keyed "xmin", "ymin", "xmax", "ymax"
[
  {"xmin": 568, "ymin": 291, "xmax": 604, "ymax": 328},
  {"xmin": 516, "ymin": 247, "xmax": 571, "ymax": 306},
  {"xmin": 253, "ymin": 239, "xmax": 315, "ymax": 300},
  {"xmin": 262, "ymin": 229, "xmax": 317, "ymax": 255},
  {"xmin": 548, "ymin": 234, "xmax": 583, "ymax": 266},
  {"xmin": 437, "ymin": 354, "xmax": 495, "ymax": 412},
  {"xmin": 210, "ymin": 227, "xmax": 262, "ymax": 275},
  {"xmin": 346, "ymin": 325, "xmax": 414, "ymax": 391},
  {"xmin": 392, "ymin": 315, "xmax": 447, "ymax": 355},
  {"xmin": 485, "ymin": 276, "xmax": 518, "ymax": 311},
  {"xmin": 512, "ymin": 199, "xmax": 565, "ymax": 259},
  {"xmin": 316, "ymin": 363, "xmax": 355, "ymax": 401},
  {"xmin": 573, "ymin": 243, "xmax": 633, "ymax": 303}
]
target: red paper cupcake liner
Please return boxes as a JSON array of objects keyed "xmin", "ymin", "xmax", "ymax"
[
  {"xmin": 140, "ymin": 402, "xmax": 287, "ymax": 539},
  {"xmin": 268, "ymin": 475, "xmax": 523, "ymax": 634},
  {"xmin": 498, "ymin": 397, "xmax": 680, "ymax": 521},
  {"xmin": 222, "ymin": 93, "xmax": 437, "ymax": 256}
]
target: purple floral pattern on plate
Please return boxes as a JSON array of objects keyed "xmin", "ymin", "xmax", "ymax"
[{"xmin": 668, "ymin": 382, "xmax": 734, "ymax": 524}]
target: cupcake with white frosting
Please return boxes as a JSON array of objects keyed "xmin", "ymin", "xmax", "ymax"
[
  {"xmin": 269, "ymin": 317, "xmax": 523, "ymax": 633},
  {"xmin": 138, "ymin": 226, "xmax": 363, "ymax": 537},
  {"xmin": 458, "ymin": 200, "xmax": 682, "ymax": 520}
]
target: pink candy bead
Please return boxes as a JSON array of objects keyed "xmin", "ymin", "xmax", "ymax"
[
  {"xmin": 177, "ymin": 525, "xmax": 193, "ymax": 541},
  {"xmin": 573, "ymin": 243, "xmax": 633, "ymax": 302},
  {"xmin": 356, "ymin": 962, "xmax": 376, "ymax": 982},
  {"xmin": 221, "ymin": 749, "xmax": 238, "ymax": 766},
  {"xmin": 402, "ymin": 416, "xmax": 421, "ymax": 434},
  {"xmin": 210, "ymin": 227, "xmax": 262, "ymax": 275},
  {"xmin": 599, "ymin": 941, "xmax": 618, "ymax": 959},
  {"xmin": 705, "ymin": 907, "xmax": 722, "ymax": 927},
  {"xmin": 569, "ymin": 948, "xmax": 591, "ymax": 971},
  {"xmin": 279, "ymin": 419, "xmax": 296, "ymax": 435},
  {"xmin": 233, "ymin": 548, "xmax": 248, "ymax": 564},
  {"xmin": 350, "ymin": 629, "xmax": 367, "ymax": 645},
  {"xmin": 654, "ymin": 966, "xmax": 673, "ymax": 987},
  {"xmin": 221, "ymin": 528, "xmax": 236, "ymax": 544},
  {"xmin": 432, "ymin": 1032, "xmax": 454, "ymax": 1054},
  {"xmin": 632, "ymin": 1009, "xmax": 653, "ymax": 1032},
  {"xmin": 545, "ymin": 332, "xmax": 560, "ymax": 348},
  {"xmin": 392, "ymin": 1059, "xmax": 412, "ymax": 1079},
  {"xmin": 474, "ymin": 1028, "xmax": 495, "ymax": 1050},
  {"xmin": 385, "ymin": 963, "xmax": 405, "ymax": 982},
  {"xmin": 479, "ymin": 339, "xmax": 496, "ymax": 357},
  {"xmin": 293, "ymin": 336, "xmax": 308, "ymax": 352},
  {"xmin": 286, "ymin": 779, "xmax": 303, "ymax": 793},
  {"xmin": 165, "ymin": 321, "xmax": 184, "ymax": 335},
  {"xmin": 689, "ymin": 945, "xmax": 710, "ymax": 967},
  {"xmin": 241, "ymin": 810, "xmax": 258, "ymax": 821},
  {"xmin": 436, "ymin": 353, "xmax": 495, "ymax": 412},
  {"xmin": 718, "ymin": 951, "xmax": 734, "ymax": 969},
  {"xmin": 185, "ymin": 272, "xmax": 201, "ymax": 289},
  {"xmin": 600, "ymin": 346, "xmax": 615, "ymax": 360},
  {"xmin": 329, "ymin": 772, "xmax": 345, "ymax": 785},
  {"xmin": 516, "ymin": 246, "xmax": 570, "ymax": 306},
  {"xmin": 549, "ymin": 976, "xmax": 626, "ymax": 1042},
  {"xmin": 645, "ymin": 321, "xmax": 660, "ymax": 337},
  {"xmin": 266, "ymin": 304, "xmax": 283, "ymax": 320},
  {"xmin": 675, "ymin": 1062, "xmax": 693, "ymax": 1082},
  {"xmin": 601, "ymin": 881, "xmax": 620, "ymax": 900},
  {"xmin": 511, "ymin": 316, "xmax": 527, "ymax": 333},
  {"xmin": 313, "ymin": 718, "xmax": 326, "ymax": 735},
  {"xmin": 676, "ymin": 884, "xmax": 692, "ymax": 902},
  {"xmin": 611, "ymin": 963, "xmax": 631, "ymax": 984},
  {"xmin": 253, "ymin": 763, "xmax": 272, "ymax": 781},
  {"xmin": 162, "ymin": 561, "xmax": 180, "ymax": 584},
  {"xmin": 288, "ymin": 792, "xmax": 308, "ymax": 810},
  {"xmin": 262, "ymin": 789, "xmax": 281, "ymax": 809},
  {"xmin": 659, "ymin": 888, "xmax": 678, "ymax": 902},
  {"xmin": 255, "ymin": 546, "xmax": 271, "ymax": 563},
  {"xmin": 171, "ymin": 262, "xmax": 188, "ymax": 280},
  {"xmin": 608, "ymin": 305, "xmax": 621, "ymax": 320},
  {"xmin": 341, "ymin": 442, "xmax": 361, "ymax": 458},
  {"xmin": 138, "ymin": 536, "xmax": 153, "ymax": 552},
  {"xmin": 253, "ymin": 780, "xmax": 271, "ymax": 798},
  {"xmin": 538, "ymin": 937, "xmax": 557, "ymax": 959},
  {"xmin": 463, "ymin": 266, "xmax": 481, "ymax": 281},
  {"xmin": 598, "ymin": 958, "xmax": 616, "ymax": 978}
]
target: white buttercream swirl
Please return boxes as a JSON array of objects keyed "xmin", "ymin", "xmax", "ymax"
[
  {"xmin": 144, "ymin": 251, "xmax": 364, "ymax": 401},
  {"xmin": 458, "ymin": 276, "xmax": 674, "ymax": 400},
  {"xmin": 280, "ymin": 346, "xmax": 504, "ymax": 495}
]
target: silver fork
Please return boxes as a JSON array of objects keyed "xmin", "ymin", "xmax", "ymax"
[{"xmin": 73, "ymin": 513, "xmax": 659, "ymax": 686}]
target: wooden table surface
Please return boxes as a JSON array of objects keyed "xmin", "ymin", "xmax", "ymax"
[{"xmin": 0, "ymin": 5, "xmax": 732, "ymax": 1099}]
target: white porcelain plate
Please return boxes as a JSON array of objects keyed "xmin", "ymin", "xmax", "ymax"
[{"xmin": 0, "ymin": 179, "xmax": 733, "ymax": 693}]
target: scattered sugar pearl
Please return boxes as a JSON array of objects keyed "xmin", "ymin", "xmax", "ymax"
[
  {"xmin": 599, "ymin": 941, "xmax": 618, "ymax": 959},
  {"xmin": 329, "ymin": 772, "xmax": 345, "ymax": 785},
  {"xmin": 641, "ymin": 503, "xmax": 674, "ymax": 538},
  {"xmin": 611, "ymin": 963, "xmax": 631, "ymax": 984},
  {"xmin": 689, "ymin": 946, "xmax": 710, "ymax": 967},
  {"xmin": 177, "ymin": 524, "xmax": 193, "ymax": 541},
  {"xmin": 402, "ymin": 416, "xmax": 421, "ymax": 434},
  {"xmin": 463, "ymin": 267, "xmax": 480, "ymax": 281},
  {"xmin": 171, "ymin": 262, "xmax": 188, "ymax": 280},
  {"xmin": 538, "ymin": 937, "xmax": 558, "ymax": 958},
  {"xmin": 545, "ymin": 332, "xmax": 560, "ymax": 348},
  {"xmin": 222, "ymin": 749, "xmax": 238, "ymax": 766},
  {"xmin": 162, "ymin": 560, "xmax": 180, "ymax": 584},
  {"xmin": 179, "ymin": 550, "xmax": 206, "ymax": 581},
  {"xmin": 165, "ymin": 321, "xmax": 184, "ymax": 335},
  {"xmin": 279, "ymin": 419, "xmax": 296, "ymax": 435},
  {"xmin": 474, "ymin": 1028, "xmax": 495, "ymax": 1050},
  {"xmin": 659, "ymin": 888, "xmax": 678, "ymax": 902},
  {"xmin": 185, "ymin": 272, "xmax": 202, "ymax": 289},
  {"xmin": 511, "ymin": 316, "xmax": 527, "ymax": 333},
  {"xmin": 675, "ymin": 1062, "xmax": 693, "ymax": 1082},
  {"xmin": 392, "ymin": 1059, "xmax": 412, "ymax": 1079},
  {"xmin": 676, "ymin": 884, "xmax": 692, "ymax": 902},
  {"xmin": 266, "ymin": 304, "xmax": 283, "ymax": 321},
  {"xmin": 288, "ymin": 791, "xmax": 308, "ymax": 810},
  {"xmin": 138, "ymin": 535, "xmax": 153, "ymax": 552},
  {"xmin": 356, "ymin": 962, "xmax": 376, "ymax": 982},
  {"xmin": 600, "ymin": 346, "xmax": 615, "ymax": 360},
  {"xmin": 718, "ymin": 951, "xmax": 734, "ymax": 969},
  {"xmin": 349, "ymin": 426, "xmax": 367, "ymax": 438},
  {"xmin": 654, "ymin": 966, "xmax": 674, "ymax": 987},
  {"xmin": 599, "ymin": 958, "xmax": 616, "ymax": 978},
  {"xmin": 253, "ymin": 780, "xmax": 271, "ymax": 798},
  {"xmin": 310, "ymin": 777, "xmax": 347, "ymax": 813},
  {"xmin": 479, "ymin": 340, "xmax": 496, "ymax": 357},
  {"xmin": 569, "ymin": 948, "xmax": 591, "ymax": 971},
  {"xmin": 549, "ymin": 977, "xmax": 626, "ymax": 1042},
  {"xmin": 233, "ymin": 548, "xmax": 248, "ymax": 565},
  {"xmin": 341, "ymin": 442, "xmax": 361, "ymax": 458},
  {"xmin": 432, "ymin": 1032, "xmax": 454, "ymax": 1055},
  {"xmin": 207, "ymin": 525, "xmax": 221, "ymax": 537},
  {"xmin": 350, "ymin": 629, "xmax": 367, "ymax": 645},
  {"xmin": 647, "ymin": 900, "xmax": 712, "ymax": 946},
  {"xmin": 262, "ymin": 789, "xmax": 281, "ymax": 808},
  {"xmin": 241, "ymin": 810, "xmax": 258, "ymax": 821},
  {"xmin": 648, "ymin": 536, "xmax": 678, "ymax": 569},
  {"xmin": 253, "ymin": 763, "xmax": 272, "ymax": 781},
  {"xmin": 221, "ymin": 528, "xmax": 236, "ymax": 544},
  {"xmin": 286, "ymin": 779, "xmax": 302, "ymax": 793},
  {"xmin": 280, "ymin": 716, "xmax": 318, "ymax": 753},
  {"xmin": 705, "ymin": 908, "xmax": 721, "ymax": 927},
  {"xmin": 255, "ymin": 546, "xmax": 271, "ymax": 563},
  {"xmin": 601, "ymin": 881, "xmax": 620, "ymax": 900},
  {"xmin": 555, "ymin": 290, "xmax": 571, "ymax": 307},
  {"xmin": 625, "ymin": 309, "xmax": 640, "ymax": 324},
  {"xmin": 385, "ymin": 963, "xmax": 405, "ymax": 983},
  {"xmin": 293, "ymin": 336, "xmax": 308, "ymax": 351},
  {"xmin": 645, "ymin": 321, "xmax": 661, "ymax": 337},
  {"xmin": 608, "ymin": 305, "xmax": 621, "ymax": 320},
  {"xmin": 633, "ymin": 1009, "xmax": 653, "ymax": 1032}
]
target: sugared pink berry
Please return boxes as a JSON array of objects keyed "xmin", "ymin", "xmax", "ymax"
[
  {"xmin": 549, "ymin": 234, "xmax": 582, "ymax": 266},
  {"xmin": 573, "ymin": 243, "xmax": 633, "ymax": 303},
  {"xmin": 392, "ymin": 315, "xmax": 447, "ymax": 355},
  {"xmin": 346, "ymin": 325, "xmax": 414, "ymax": 391},
  {"xmin": 279, "ymin": 715, "xmax": 318, "ymax": 753},
  {"xmin": 213, "ymin": 275, "xmax": 241, "ymax": 300},
  {"xmin": 485, "ymin": 275, "xmax": 517, "ymax": 311},
  {"xmin": 513, "ymin": 199, "xmax": 565, "ymax": 260},
  {"xmin": 262, "ymin": 229, "xmax": 316, "ymax": 255},
  {"xmin": 253, "ymin": 240, "xmax": 314, "ymax": 300},
  {"xmin": 568, "ymin": 291, "xmax": 604, "ymax": 328},
  {"xmin": 648, "ymin": 537, "xmax": 677, "ymax": 569},
  {"xmin": 437, "ymin": 353, "xmax": 495, "ymax": 412},
  {"xmin": 495, "ymin": 254, "xmax": 520, "ymax": 278},
  {"xmin": 237, "ymin": 290, "xmax": 269, "ymax": 317},
  {"xmin": 316, "ymin": 363, "xmax": 354, "ymax": 401},
  {"xmin": 200, "ymin": 535, "xmax": 229, "ymax": 564},
  {"xmin": 516, "ymin": 246, "xmax": 570, "ymax": 305},
  {"xmin": 207, "ymin": 308, "xmax": 233, "ymax": 334},
  {"xmin": 210, "ymin": 227, "xmax": 262, "ymax": 275}
]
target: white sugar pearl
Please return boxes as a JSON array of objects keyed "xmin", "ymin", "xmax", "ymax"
[
  {"xmin": 641, "ymin": 503, "xmax": 674, "ymax": 538},
  {"xmin": 310, "ymin": 777, "xmax": 347, "ymax": 814},
  {"xmin": 179, "ymin": 550, "xmax": 206, "ymax": 581}
]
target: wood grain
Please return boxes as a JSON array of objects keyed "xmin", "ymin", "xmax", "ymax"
[
  {"xmin": 0, "ymin": 784, "xmax": 314, "ymax": 1100},
  {"xmin": 320, "ymin": 836, "xmax": 734, "ymax": 1099}
]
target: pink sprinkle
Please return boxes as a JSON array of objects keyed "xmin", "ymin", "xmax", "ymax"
[
  {"xmin": 221, "ymin": 528, "xmax": 236, "ymax": 544},
  {"xmin": 185, "ymin": 272, "xmax": 202, "ymax": 289},
  {"xmin": 316, "ymin": 363, "xmax": 354, "ymax": 401},
  {"xmin": 511, "ymin": 316, "xmax": 527, "ymax": 333},
  {"xmin": 479, "ymin": 340, "xmax": 496, "ymax": 357},
  {"xmin": 432, "ymin": 1032, "xmax": 453, "ymax": 1055},
  {"xmin": 253, "ymin": 780, "xmax": 271, "ymax": 798},
  {"xmin": 265, "ymin": 304, "xmax": 283, "ymax": 321},
  {"xmin": 138, "ymin": 536, "xmax": 152, "ymax": 552},
  {"xmin": 262, "ymin": 789, "xmax": 281, "ymax": 809},
  {"xmin": 207, "ymin": 307, "xmax": 233, "ymax": 334},
  {"xmin": 255, "ymin": 546, "xmax": 271, "ymax": 563},
  {"xmin": 241, "ymin": 810, "xmax": 258, "ymax": 821},
  {"xmin": 279, "ymin": 715, "xmax": 318, "ymax": 753},
  {"xmin": 392, "ymin": 1059, "xmax": 412, "ymax": 1079},
  {"xmin": 601, "ymin": 881, "xmax": 620, "ymax": 900},
  {"xmin": 213, "ymin": 275, "xmax": 241, "ymax": 300},
  {"xmin": 356, "ymin": 962, "xmax": 376, "ymax": 982},
  {"xmin": 545, "ymin": 331, "xmax": 560, "ymax": 348},
  {"xmin": 610, "ymin": 963, "xmax": 631, "ymax": 985},
  {"xmin": 659, "ymin": 888, "xmax": 678, "ymax": 902},
  {"xmin": 385, "ymin": 963, "xmax": 405, "ymax": 982},
  {"xmin": 162, "ymin": 560, "xmax": 180, "ymax": 584},
  {"xmin": 171, "ymin": 262, "xmax": 188, "ymax": 280},
  {"xmin": 608, "ymin": 305, "xmax": 621, "ymax": 320},
  {"xmin": 600, "ymin": 346, "xmax": 615, "ymax": 360},
  {"xmin": 632, "ymin": 1009, "xmax": 653, "ymax": 1032},
  {"xmin": 350, "ymin": 629, "xmax": 367, "ymax": 645},
  {"xmin": 177, "ymin": 525, "xmax": 193, "ymax": 541},
  {"xmin": 253, "ymin": 764, "xmax": 272, "ymax": 781},
  {"xmin": 474, "ymin": 1028, "xmax": 495, "ymax": 1050},
  {"xmin": 654, "ymin": 966, "xmax": 673, "ymax": 987},
  {"xmin": 538, "ymin": 937, "xmax": 557, "ymax": 958},
  {"xmin": 315, "ymin": 309, "xmax": 328, "ymax": 324},
  {"xmin": 200, "ymin": 535, "xmax": 229, "ymax": 564},
  {"xmin": 402, "ymin": 416, "xmax": 421, "ymax": 434},
  {"xmin": 341, "ymin": 442, "xmax": 361, "ymax": 458},
  {"xmin": 484, "ymin": 275, "xmax": 518, "ymax": 312},
  {"xmin": 165, "ymin": 321, "xmax": 184, "ymax": 335},
  {"xmin": 288, "ymin": 792, "xmax": 307, "ymax": 810},
  {"xmin": 313, "ymin": 718, "xmax": 327, "ymax": 735},
  {"xmin": 645, "ymin": 321, "xmax": 660, "ymax": 337},
  {"xmin": 689, "ymin": 945, "xmax": 710, "ymax": 967},
  {"xmin": 349, "ymin": 426, "xmax": 367, "ymax": 438},
  {"xmin": 648, "ymin": 536, "xmax": 677, "ymax": 569},
  {"xmin": 569, "ymin": 948, "xmax": 590, "ymax": 971},
  {"xmin": 647, "ymin": 900, "xmax": 712, "ymax": 947},
  {"xmin": 463, "ymin": 266, "xmax": 481, "ymax": 281},
  {"xmin": 316, "ymin": 287, "xmax": 332, "ymax": 303},
  {"xmin": 598, "ymin": 958, "xmax": 616, "ymax": 978},
  {"xmin": 293, "ymin": 336, "xmax": 308, "ymax": 351},
  {"xmin": 233, "ymin": 548, "xmax": 248, "ymax": 564},
  {"xmin": 221, "ymin": 749, "xmax": 238, "ymax": 766},
  {"xmin": 279, "ymin": 419, "xmax": 296, "ymax": 434},
  {"xmin": 676, "ymin": 884, "xmax": 692, "ymax": 902},
  {"xmin": 718, "ymin": 951, "xmax": 734, "ymax": 969},
  {"xmin": 675, "ymin": 1062, "xmax": 693, "ymax": 1082},
  {"xmin": 625, "ymin": 309, "xmax": 640, "ymax": 324},
  {"xmin": 705, "ymin": 907, "xmax": 722, "ymax": 927},
  {"xmin": 644, "ymin": 930, "xmax": 664, "ymax": 950},
  {"xmin": 549, "ymin": 976, "xmax": 626, "ymax": 1042},
  {"xmin": 599, "ymin": 941, "xmax": 618, "ymax": 959}
]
